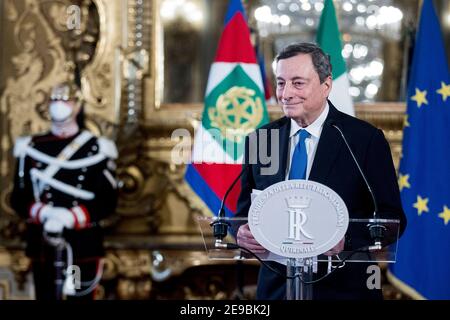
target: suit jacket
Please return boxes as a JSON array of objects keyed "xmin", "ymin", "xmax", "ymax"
[{"xmin": 236, "ymin": 101, "xmax": 406, "ymax": 300}]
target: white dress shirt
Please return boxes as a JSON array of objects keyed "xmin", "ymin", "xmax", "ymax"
[{"xmin": 285, "ymin": 102, "xmax": 329, "ymax": 180}]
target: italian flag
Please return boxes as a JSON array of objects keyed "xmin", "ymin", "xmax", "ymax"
[
  {"xmin": 317, "ymin": 0, "xmax": 355, "ymax": 116},
  {"xmin": 185, "ymin": 0, "xmax": 269, "ymax": 216}
]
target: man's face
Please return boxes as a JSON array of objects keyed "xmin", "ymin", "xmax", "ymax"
[
  {"xmin": 275, "ymin": 53, "xmax": 332, "ymax": 126},
  {"xmin": 49, "ymin": 99, "xmax": 79, "ymax": 123}
]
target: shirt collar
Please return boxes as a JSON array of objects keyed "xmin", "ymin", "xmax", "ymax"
[{"xmin": 289, "ymin": 102, "xmax": 330, "ymax": 138}]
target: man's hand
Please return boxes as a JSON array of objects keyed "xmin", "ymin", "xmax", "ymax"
[
  {"xmin": 43, "ymin": 219, "xmax": 65, "ymax": 234},
  {"xmin": 237, "ymin": 223, "xmax": 266, "ymax": 253},
  {"xmin": 324, "ymin": 237, "xmax": 345, "ymax": 256},
  {"xmin": 40, "ymin": 206, "xmax": 75, "ymax": 230}
]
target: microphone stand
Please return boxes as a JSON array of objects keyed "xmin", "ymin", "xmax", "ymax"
[
  {"xmin": 329, "ymin": 121, "xmax": 386, "ymax": 251},
  {"xmin": 211, "ymin": 165, "xmax": 248, "ymax": 248}
]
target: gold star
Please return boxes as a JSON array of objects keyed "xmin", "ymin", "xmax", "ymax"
[
  {"xmin": 413, "ymin": 195, "xmax": 429, "ymax": 216},
  {"xmin": 398, "ymin": 173, "xmax": 411, "ymax": 191},
  {"xmin": 410, "ymin": 88, "xmax": 428, "ymax": 107},
  {"xmin": 436, "ymin": 82, "xmax": 450, "ymax": 102},
  {"xmin": 403, "ymin": 115, "xmax": 410, "ymax": 127},
  {"xmin": 438, "ymin": 205, "xmax": 450, "ymax": 225}
]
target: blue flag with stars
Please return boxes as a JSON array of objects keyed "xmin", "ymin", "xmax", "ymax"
[{"xmin": 389, "ymin": 0, "xmax": 450, "ymax": 299}]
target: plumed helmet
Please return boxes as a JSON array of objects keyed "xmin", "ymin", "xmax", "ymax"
[
  {"xmin": 49, "ymin": 82, "xmax": 81, "ymax": 101},
  {"xmin": 50, "ymin": 60, "xmax": 83, "ymax": 101}
]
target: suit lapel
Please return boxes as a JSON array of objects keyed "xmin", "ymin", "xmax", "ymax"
[
  {"xmin": 277, "ymin": 117, "xmax": 290, "ymax": 181},
  {"xmin": 309, "ymin": 102, "xmax": 343, "ymax": 184},
  {"xmin": 260, "ymin": 117, "xmax": 289, "ymax": 186}
]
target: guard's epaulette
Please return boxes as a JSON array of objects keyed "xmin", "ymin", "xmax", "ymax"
[
  {"xmin": 98, "ymin": 137, "xmax": 118, "ymax": 159},
  {"xmin": 13, "ymin": 136, "xmax": 32, "ymax": 157}
]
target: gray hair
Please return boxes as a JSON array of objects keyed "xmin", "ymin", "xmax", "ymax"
[{"xmin": 276, "ymin": 42, "xmax": 332, "ymax": 83}]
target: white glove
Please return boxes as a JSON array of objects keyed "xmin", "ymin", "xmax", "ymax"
[
  {"xmin": 40, "ymin": 206, "xmax": 75, "ymax": 230},
  {"xmin": 38, "ymin": 205, "xmax": 53, "ymax": 223},
  {"xmin": 43, "ymin": 218, "xmax": 65, "ymax": 234}
]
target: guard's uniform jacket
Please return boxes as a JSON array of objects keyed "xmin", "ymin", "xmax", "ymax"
[{"xmin": 11, "ymin": 130, "xmax": 118, "ymax": 261}]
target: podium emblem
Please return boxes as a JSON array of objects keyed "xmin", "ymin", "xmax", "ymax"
[
  {"xmin": 286, "ymin": 196, "xmax": 313, "ymax": 241},
  {"xmin": 249, "ymin": 180, "xmax": 349, "ymax": 258}
]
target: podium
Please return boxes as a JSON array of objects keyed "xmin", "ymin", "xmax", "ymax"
[
  {"xmin": 197, "ymin": 180, "xmax": 401, "ymax": 300},
  {"xmin": 198, "ymin": 216, "xmax": 400, "ymax": 300}
]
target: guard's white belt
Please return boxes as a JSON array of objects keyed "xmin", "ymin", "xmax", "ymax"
[
  {"xmin": 39, "ymin": 131, "xmax": 94, "ymax": 195},
  {"xmin": 25, "ymin": 147, "xmax": 106, "ymax": 170},
  {"xmin": 30, "ymin": 168, "xmax": 95, "ymax": 200}
]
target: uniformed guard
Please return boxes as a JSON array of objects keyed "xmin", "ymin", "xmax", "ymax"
[{"xmin": 10, "ymin": 80, "xmax": 118, "ymax": 300}]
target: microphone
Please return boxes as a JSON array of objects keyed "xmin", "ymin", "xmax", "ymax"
[
  {"xmin": 327, "ymin": 119, "xmax": 386, "ymax": 250},
  {"xmin": 211, "ymin": 163, "xmax": 249, "ymax": 248}
]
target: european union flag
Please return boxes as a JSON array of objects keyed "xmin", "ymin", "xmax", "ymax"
[{"xmin": 389, "ymin": 0, "xmax": 450, "ymax": 299}]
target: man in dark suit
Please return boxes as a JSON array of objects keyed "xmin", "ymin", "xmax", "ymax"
[{"xmin": 236, "ymin": 42, "xmax": 406, "ymax": 300}]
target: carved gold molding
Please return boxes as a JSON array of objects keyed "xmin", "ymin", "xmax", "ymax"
[
  {"xmin": 83, "ymin": 0, "xmax": 123, "ymax": 128},
  {"xmin": 101, "ymin": 246, "xmax": 258, "ymax": 299},
  {"xmin": 0, "ymin": 248, "xmax": 32, "ymax": 299},
  {"xmin": 355, "ymin": 102, "xmax": 405, "ymax": 169}
]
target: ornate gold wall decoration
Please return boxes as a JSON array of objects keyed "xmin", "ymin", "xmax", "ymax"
[
  {"xmin": 98, "ymin": 248, "xmax": 258, "ymax": 299},
  {"xmin": 1, "ymin": 0, "xmax": 66, "ymax": 140},
  {"xmin": 354, "ymin": 102, "xmax": 405, "ymax": 170},
  {"xmin": 82, "ymin": 0, "xmax": 122, "ymax": 126},
  {"xmin": 0, "ymin": 249, "xmax": 33, "ymax": 299}
]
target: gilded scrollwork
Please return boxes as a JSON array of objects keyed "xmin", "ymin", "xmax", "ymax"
[
  {"xmin": 0, "ymin": 249, "xmax": 33, "ymax": 299},
  {"xmin": 99, "ymin": 248, "xmax": 258, "ymax": 300},
  {"xmin": 1, "ymin": 0, "xmax": 67, "ymax": 140}
]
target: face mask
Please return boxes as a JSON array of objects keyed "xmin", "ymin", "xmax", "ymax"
[{"xmin": 49, "ymin": 101, "xmax": 73, "ymax": 122}]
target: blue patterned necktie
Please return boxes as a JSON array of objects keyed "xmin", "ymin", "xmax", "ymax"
[{"xmin": 289, "ymin": 129, "xmax": 310, "ymax": 180}]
